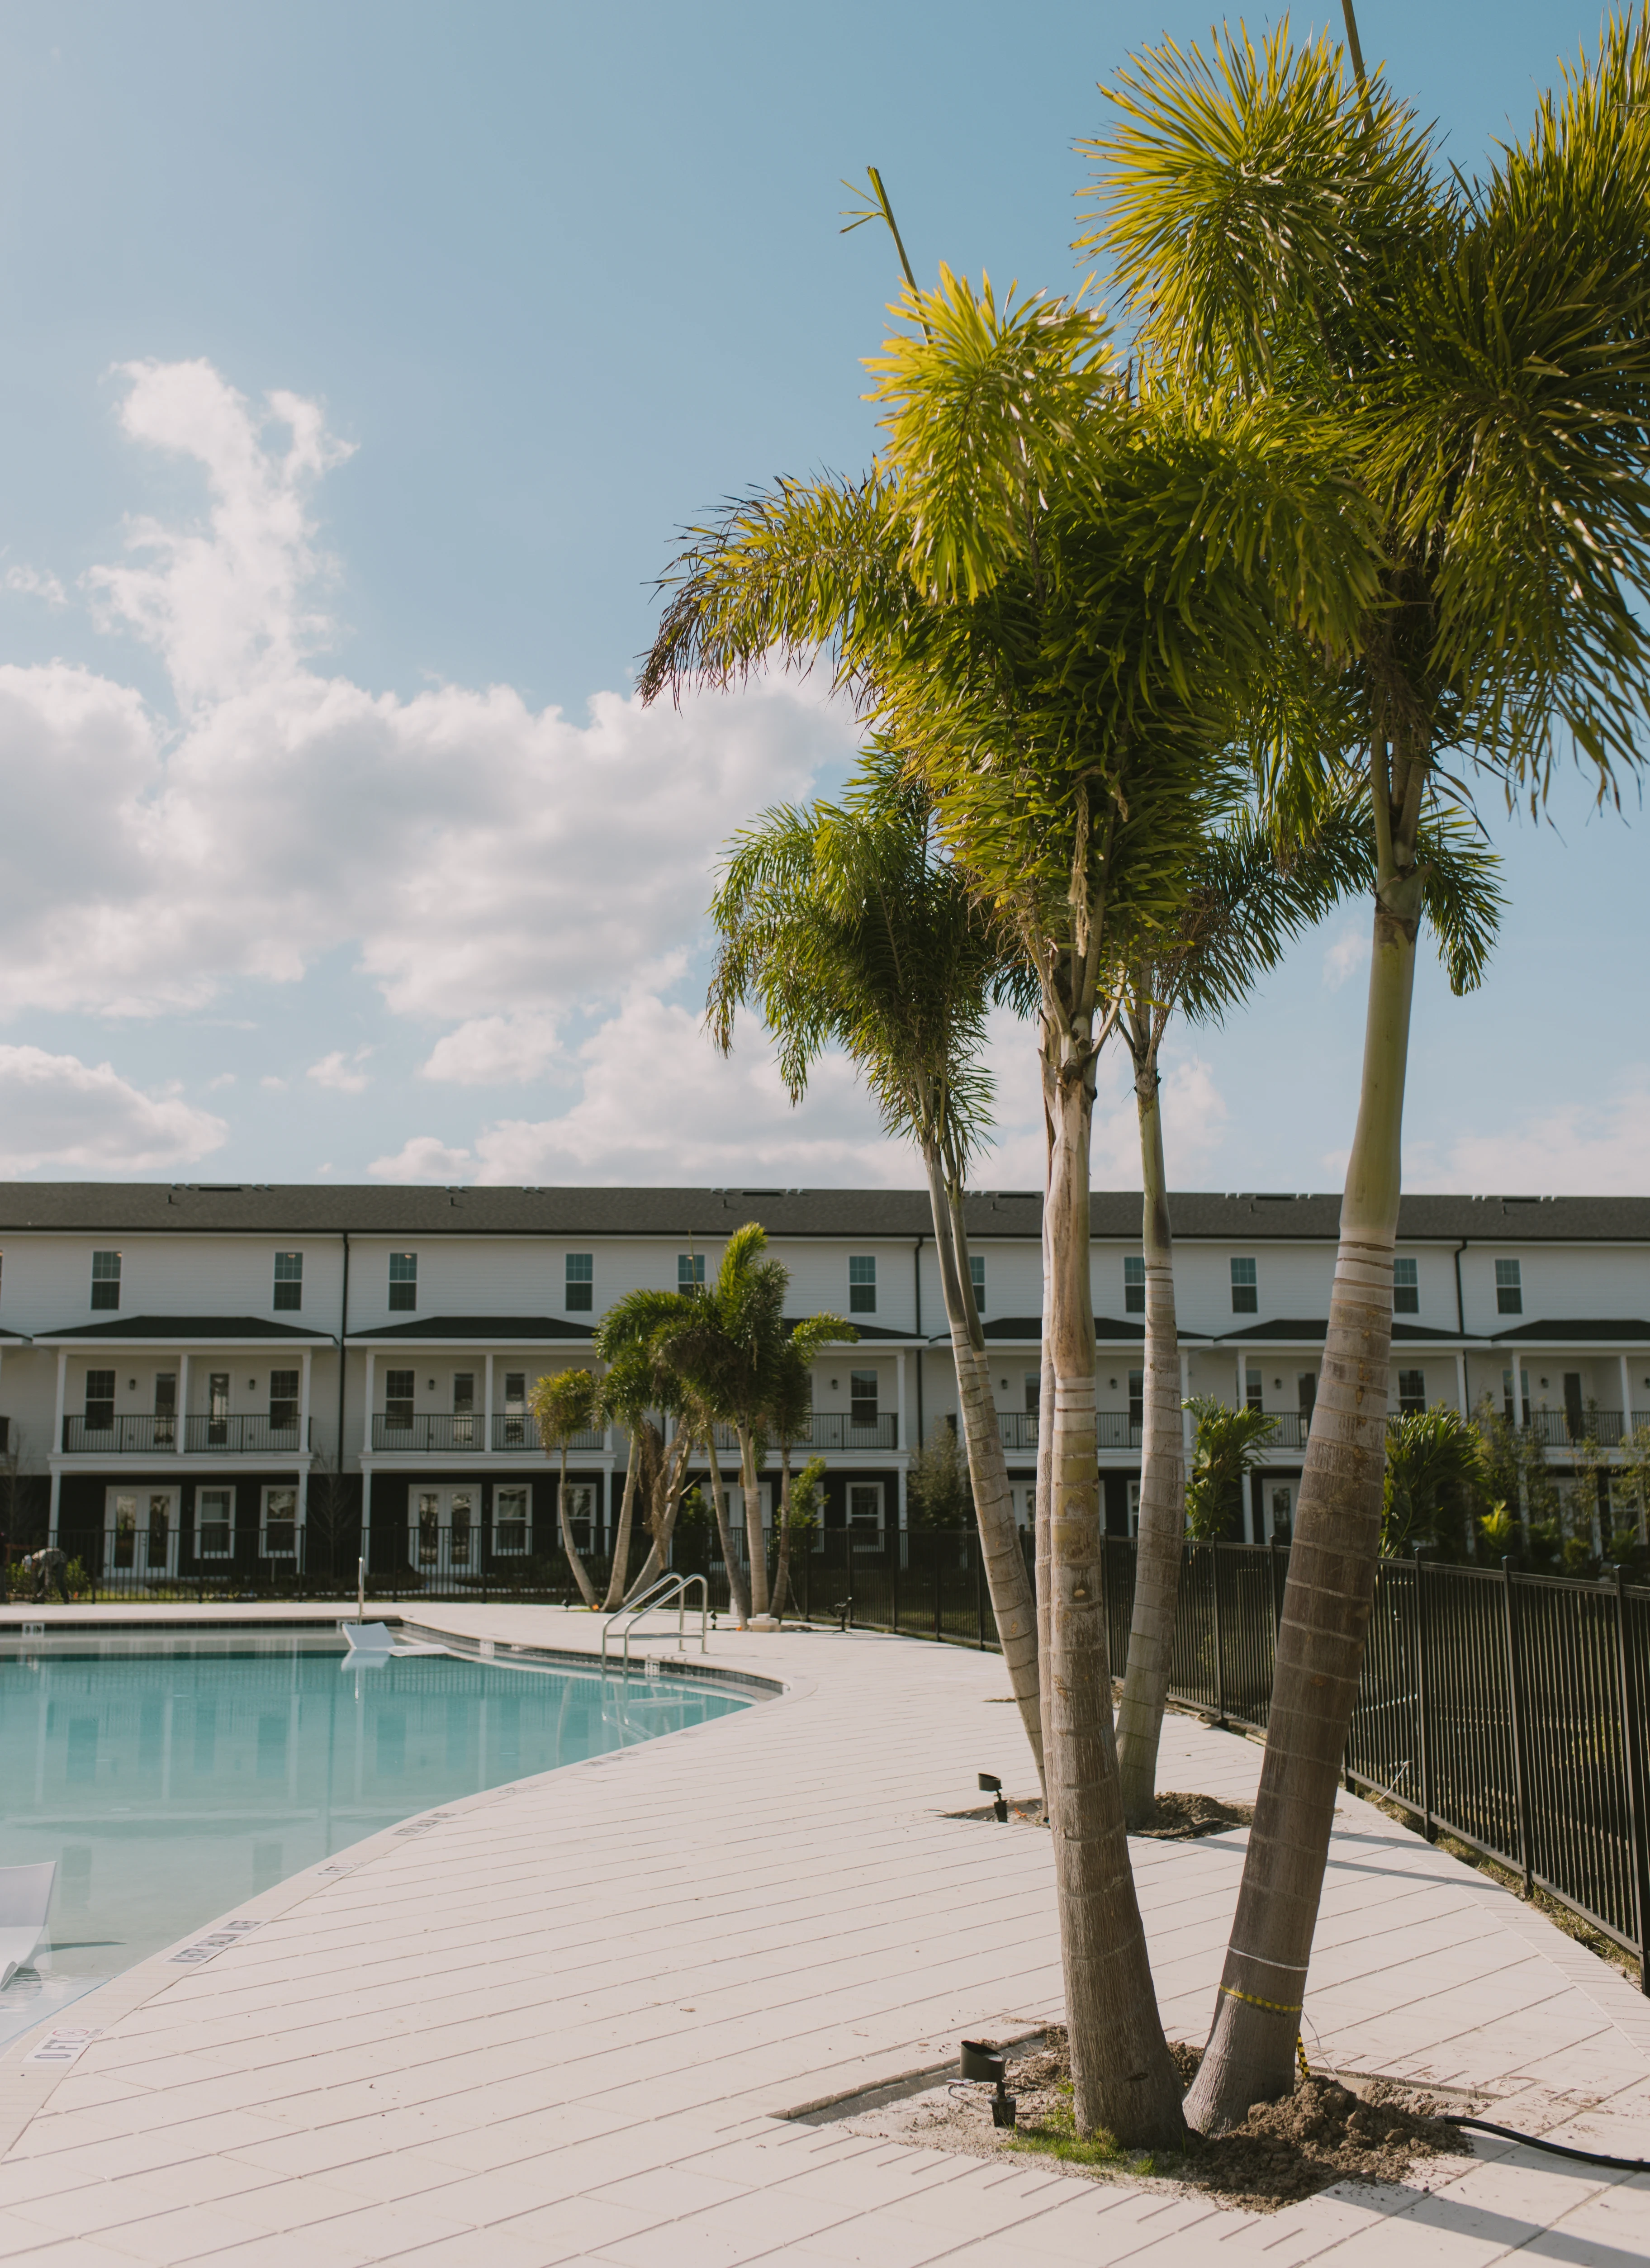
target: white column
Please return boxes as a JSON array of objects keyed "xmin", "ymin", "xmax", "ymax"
[
  {"xmin": 362, "ymin": 1351, "xmax": 375, "ymax": 1458},
  {"xmin": 360, "ymin": 1350, "xmax": 375, "ymax": 1556},
  {"xmin": 47, "ymin": 1469, "xmax": 61, "ymax": 1548},
  {"xmin": 1620, "ymin": 1352, "xmax": 1635, "ymax": 1447},
  {"xmin": 895, "ymin": 1349, "xmax": 907, "ymax": 1453},
  {"xmin": 483, "ymin": 1352, "xmax": 493, "ymax": 1456},
  {"xmin": 176, "ymin": 1352, "xmax": 190, "ymax": 1457},
  {"xmin": 1234, "ymin": 1353, "xmax": 1244, "ymax": 1412},
  {"xmin": 53, "ymin": 1348, "xmax": 67, "ymax": 1460},
  {"xmin": 1456, "ymin": 1350, "xmax": 1470, "ymax": 1420},
  {"xmin": 299, "ymin": 1348, "xmax": 312, "ymax": 1456}
]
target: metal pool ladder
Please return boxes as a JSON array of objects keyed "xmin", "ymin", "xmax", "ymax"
[{"xmin": 600, "ymin": 1573, "xmax": 709, "ymax": 1675}]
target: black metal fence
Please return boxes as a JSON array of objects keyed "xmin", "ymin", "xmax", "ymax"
[{"xmin": 14, "ymin": 1523, "xmax": 1648, "ymax": 1989}]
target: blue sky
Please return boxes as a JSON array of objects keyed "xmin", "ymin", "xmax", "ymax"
[{"xmin": 0, "ymin": 0, "xmax": 1640, "ymax": 1195}]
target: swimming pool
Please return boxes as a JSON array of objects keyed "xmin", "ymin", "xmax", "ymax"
[{"xmin": 0, "ymin": 1628, "xmax": 747, "ymax": 2045}]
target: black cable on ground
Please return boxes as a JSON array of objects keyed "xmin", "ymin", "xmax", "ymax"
[{"xmin": 1443, "ymin": 2115, "xmax": 1650, "ymax": 2174}]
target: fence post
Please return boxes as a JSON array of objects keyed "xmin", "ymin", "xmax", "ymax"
[
  {"xmin": 933, "ymin": 1535, "xmax": 942, "ymax": 1643},
  {"xmin": 1211, "ymin": 1544, "xmax": 1228, "ymax": 1727},
  {"xmin": 977, "ymin": 1535, "xmax": 985, "ymax": 1650},
  {"xmin": 1269, "ymin": 1534, "xmax": 1285, "ymax": 1636},
  {"xmin": 1413, "ymin": 1546, "xmax": 1435, "ymax": 1842},
  {"xmin": 802, "ymin": 1532, "xmax": 811, "ymax": 1623},
  {"xmin": 1501, "ymin": 1555, "xmax": 1534, "ymax": 1895},
  {"xmin": 1612, "ymin": 1566, "xmax": 1650, "ymax": 1997},
  {"xmin": 891, "ymin": 1537, "xmax": 900, "ymax": 1634}
]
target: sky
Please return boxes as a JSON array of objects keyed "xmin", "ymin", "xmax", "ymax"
[{"xmin": 0, "ymin": 0, "xmax": 1641, "ymax": 1196}]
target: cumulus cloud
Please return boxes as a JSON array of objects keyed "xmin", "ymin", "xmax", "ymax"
[
  {"xmin": 420, "ymin": 1011, "xmax": 562, "ymax": 1085},
  {"xmin": 1404, "ymin": 1075, "xmax": 1650, "ymax": 1197},
  {"xmin": 5, "ymin": 565, "xmax": 67, "ymax": 605},
  {"xmin": 1322, "ymin": 922, "xmax": 1372, "ymax": 991},
  {"xmin": 0, "ymin": 1046, "xmax": 226, "ymax": 1172},
  {"xmin": 307, "ymin": 1047, "xmax": 372, "ymax": 1094}
]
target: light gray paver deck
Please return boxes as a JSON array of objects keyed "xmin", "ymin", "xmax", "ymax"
[{"xmin": 0, "ymin": 1599, "xmax": 1645, "ymax": 2265}]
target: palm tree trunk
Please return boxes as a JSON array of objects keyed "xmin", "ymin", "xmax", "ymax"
[
  {"xmin": 1115, "ymin": 1035, "xmax": 1186, "ymax": 1827},
  {"xmin": 919, "ymin": 1142, "xmax": 1044, "ymax": 1793},
  {"xmin": 772, "ymin": 1443, "xmax": 795, "ymax": 1620},
  {"xmin": 626, "ymin": 1421, "xmax": 693, "ymax": 1601},
  {"xmin": 739, "ymin": 1428, "xmax": 772, "ymax": 1618},
  {"xmin": 1041, "ymin": 1025, "xmax": 1185, "ymax": 2149},
  {"xmin": 704, "ymin": 1430, "xmax": 751, "ymax": 1625},
  {"xmin": 601, "ymin": 1433, "xmax": 641, "ymax": 1611},
  {"xmin": 558, "ymin": 1440, "xmax": 598, "ymax": 1608},
  {"xmin": 1185, "ymin": 867, "xmax": 1418, "ymax": 2133}
]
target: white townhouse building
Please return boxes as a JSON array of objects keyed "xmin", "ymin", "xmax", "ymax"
[{"xmin": 0, "ymin": 1182, "xmax": 1644, "ymax": 1581}]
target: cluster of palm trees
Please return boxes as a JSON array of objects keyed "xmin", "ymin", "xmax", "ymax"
[
  {"xmin": 637, "ymin": 9, "xmax": 1650, "ymax": 2145},
  {"xmin": 527, "ymin": 1225, "xmax": 852, "ymax": 1622}
]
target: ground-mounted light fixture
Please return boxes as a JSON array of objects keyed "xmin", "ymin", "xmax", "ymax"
[
  {"xmin": 978, "ymin": 1770, "xmax": 1008, "ymax": 1823},
  {"xmin": 958, "ymin": 2038, "xmax": 1017, "ymax": 2128}
]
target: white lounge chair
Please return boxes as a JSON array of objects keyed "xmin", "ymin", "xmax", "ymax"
[{"xmin": 0, "ymin": 1861, "xmax": 56, "ymax": 1989}]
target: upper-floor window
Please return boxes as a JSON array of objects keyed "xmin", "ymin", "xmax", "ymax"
[
  {"xmin": 384, "ymin": 1369, "xmax": 415, "ymax": 1428},
  {"xmin": 969, "ymin": 1254, "xmax": 985, "ymax": 1311},
  {"xmin": 1393, "ymin": 1257, "xmax": 1418, "ymax": 1314},
  {"xmin": 1397, "ymin": 1368, "xmax": 1427, "ymax": 1414},
  {"xmin": 273, "ymin": 1252, "xmax": 303, "ymax": 1310},
  {"xmin": 388, "ymin": 1252, "xmax": 417, "ymax": 1311},
  {"xmin": 1495, "ymin": 1258, "xmax": 1522, "ymax": 1314},
  {"xmin": 90, "ymin": 1250, "xmax": 121, "ymax": 1310},
  {"xmin": 1128, "ymin": 1369, "xmax": 1144, "ymax": 1427},
  {"xmin": 1245, "ymin": 1364, "xmax": 1264, "ymax": 1411},
  {"xmin": 678, "ymin": 1252, "xmax": 705, "ymax": 1290},
  {"xmin": 269, "ymin": 1370, "xmax": 299, "ymax": 1428},
  {"xmin": 565, "ymin": 1253, "xmax": 593, "ymax": 1311},
  {"xmin": 85, "ymin": 1369, "xmax": 115, "ymax": 1430},
  {"xmin": 1124, "ymin": 1256, "xmax": 1145, "ymax": 1314},
  {"xmin": 1230, "ymin": 1257, "xmax": 1257, "ymax": 1313},
  {"xmin": 850, "ymin": 1369, "xmax": 879, "ymax": 1426},
  {"xmin": 1024, "ymin": 1371, "xmax": 1039, "ymax": 1414},
  {"xmin": 849, "ymin": 1255, "xmax": 877, "ymax": 1313}
]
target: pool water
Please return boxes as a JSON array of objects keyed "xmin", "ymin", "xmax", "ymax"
[{"xmin": 0, "ymin": 1631, "xmax": 746, "ymax": 2045}]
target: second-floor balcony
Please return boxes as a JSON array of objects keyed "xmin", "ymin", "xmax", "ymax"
[
  {"xmin": 62, "ymin": 1415, "xmax": 310, "ymax": 1455},
  {"xmin": 370, "ymin": 1412, "xmax": 606, "ymax": 1453},
  {"xmin": 709, "ymin": 1413, "xmax": 899, "ymax": 1453}
]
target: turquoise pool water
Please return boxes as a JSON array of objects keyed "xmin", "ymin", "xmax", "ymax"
[{"xmin": 0, "ymin": 1630, "xmax": 747, "ymax": 2045}]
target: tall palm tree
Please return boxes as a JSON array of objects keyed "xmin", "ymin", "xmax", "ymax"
[
  {"xmin": 1085, "ymin": 14, "xmax": 1650, "ymax": 2127},
  {"xmin": 653, "ymin": 1223, "xmax": 853, "ymax": 1627},
  {"xmin": 595, "ymin": 1288, "xmax": 710, "ymax": 1603},
  {"xmin": 645, "ymin": 277, "xmax": 1375, "ymax": 2146},
  {"xmin": 707, "ymin": 757, "xmax": 1047, "ymax": 1783},
  {"xmin": 528, "ymin": 1367, "xmax": 601, "ymax": 1608},
  {"xmin": 1111, "ymin": 795, "xmax": 1502, "ymax": 1825}
]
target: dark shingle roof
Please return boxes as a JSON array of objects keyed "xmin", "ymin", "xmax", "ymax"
[
  {"xmin": 34, "ymin": 1314, "xmax": 334, "ymax": 1343},
  {"xmin": 0, "ymin": 1184, "xmax": 1643, "ymax": 1244},
  {"xmin": 349, "ymin": 1314, "xmax": 595, "ymax": 1343}
]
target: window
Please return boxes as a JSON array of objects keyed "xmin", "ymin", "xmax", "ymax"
[
  {"xmin": 416, "ymin": 1490, "xmax": 441, "ymax": 1566},
  {"xmin": 850, "ymin": 1370, "xmax": 879, "ymax": 1428},
  {"xmin": 207, "ymin": 1373, "xmax": 230, "ymax": 1448},
  {"xmin": 261, "ymin": 1486, "xmax": 299, "ymax": 1558},
  {"xmin": 1230, "ymin": 1257, "xmax": 1257, "ymax": 1313},
  {"xmin": 1127, "ymin": 1479, "xmax": 1142, "ymax": 1535},
  {"xmin": 1298, "ymin": 1371, "xmax": 1317, "ymax": 1421},
  {"xmin": 969, "ymin": 1253, "xmax": 985, "ymax": 1311},
  {"xmin": 565, "ymin": 1253, "xmax": 593, "ymax": 1311},
  {"xmin": 847, "ymin": 1482, "xmax": 883, "ymax": 1531},
  {"xmin": 494, "ymin": 1484, "xmax": 530, "ymax": 1553},
  {"xmin": 1024, "ymin": 1371, "xmax": 1039, "ymax": 1415},
  {"xmin": 502, "ymin": 1370, "xmax": 526, "ymax": 1447},
  {"xmin": 1128, "ymin": 1370, "xmax": 1144, "ymax": 1428},
  {"xmin": 1269, "ymin": 1485, "xmax": 1294, "ymax": 1540},
  {"xmin": 110, "ymin": 1489, "xmax": 175, "ymax": 1573},
  {"xmin": 90, "ymin": 1250, "xmax": 121, "ymax": 1310},
  {"xmin": 154, "ymin": 1371, "xmax": 177, "ymax": 1449},
  {"xmin": 1397, "ymin": 1369, "xmax": 1426, "ymax": 1415},
  {"xmin": 1245, "ymin": 1365, "xmax": 1263, "ymax": 1413},
  {"xmin": 559, "ymin": 1479, "xmax": 597, "ymax": 1551},
  {"xmin": 449, "ymin": 1488, "xmax": 475, "ymax": 1568},
  {"xmin": 85, "ymin": 1370, "xmax": 115, "ymax": 1432},
  {"xmin": 678, "ymin": 1253, "xmax": 705, "ymax": 1289},
  {"xmin": 268, "ymin": 1371, "xmax": 299, "ymax": 1431},
  {"xmin": 1124, "ymin": 1255, "xmax": 1146, "ymax": 1314},
  {"xmin": 384, "ymin": 1369, "xmax": 415, "ymax": 1431},
  {"xmin": 388, "ymin": 1252, "xmax": 417, "ymax": 1311},
  {"xmin": 848, "ymin": 1255, "xmax": 877, "ymax": 1313},
  {"xmin": 1503, "ymin": 1365, "xmax": 1531, "ymax": 1426},
  {"xmin": 197, "ymin": 1487, "xmax": 233, "ymax": 1558},
  {"xmin": 453, "ymin": 1372, "xmax": 474, "ymax": 1446},
  {"xmin": 1392, "ymin": 1256, "xmax": 1418, "ymax": 1314},
  {"xmin": 1495, "ymin": 1257, "xmax": 1522, "ymax": 1314},
  {"xmin": 273, "ymin": 1252, "xmax": 303, "ymax": 1310}
]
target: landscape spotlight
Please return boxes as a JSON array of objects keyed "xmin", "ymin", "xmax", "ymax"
[
  {"xmin": 978, "ymin": 1771, "xmax": 1008, "ymax": 1823},
  {"xmin": 958, "ymin": 2038, "xmax": 1017, "ymax": 2129}
]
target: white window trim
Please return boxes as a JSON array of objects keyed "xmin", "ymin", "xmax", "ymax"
[
  {"xmin": 259, "ymin": 1485, "xmax": 302, "ymax": 1559},
  {"xmin": 195, "ymin": 1487, "xmax": 234, "ymax": 1559}
]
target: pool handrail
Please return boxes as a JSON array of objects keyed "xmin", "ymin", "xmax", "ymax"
[{"xmin": 600, "ymin": 1573, "xmax": 709, "ymax": 1675}]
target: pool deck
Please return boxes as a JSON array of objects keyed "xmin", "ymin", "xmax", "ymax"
[{"xmin": 0, "ymin": 1599, "xmax": 1645, "ymax": 2267}]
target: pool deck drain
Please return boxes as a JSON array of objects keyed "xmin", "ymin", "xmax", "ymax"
[{"xmin": 0, "ymin": 1598, "xmax": 1641, "ymax": 2266}]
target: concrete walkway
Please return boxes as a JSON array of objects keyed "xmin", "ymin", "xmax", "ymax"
[{"xmin": 0, "ymin": 1601, "xmax": 1645, "ymax": 2267}]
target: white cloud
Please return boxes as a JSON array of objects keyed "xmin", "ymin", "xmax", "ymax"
[
  {"xmin": 1404, "ymin": 1075, "xmax": 1650, "ymax": 1196},
  {"xmin": 206, "ymin": 1072, "xmax": 236, "ymax": 1089},
  {"xmin": 4, "ymin": 565, "xmax": 67, "ymax": 605},
  {"xmin": 0, "ymin": 1046, "xmax": 226, "ymax": 1173},
  {"xmin": 1323, "ymin": 922, "xmax": 1372, "ymax": 991},
  {"xmin": 0, "ymin": 362, "xmax": 854, "ymax": 1044},
  {"xmin": 260, "ymin": 1075, "xmax": 286, "ymax": 1090},
  {"xmin": 420, "ymin": 1010, "xmax": 562, "ymax": 1085},
  {"xmin": 307, "ymin": 1046, "xmax": 372, "ymax": 1093}
]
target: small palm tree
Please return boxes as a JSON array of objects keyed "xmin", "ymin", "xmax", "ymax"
[
  {"xmin": 594, "ymin": 1288, "xmax": 705, "ymax": 1604},
  {"xmin": 1382, "ymin": 1407, "xmax": 1487, "ymax": 1559},
  {"xmin": 1182, "ymin": 1397, "xmax": 1280, "ymax": 1542},
  {"xmin": 529, "ymin": 1368, "xmax": 601, "ymax": 1608}
]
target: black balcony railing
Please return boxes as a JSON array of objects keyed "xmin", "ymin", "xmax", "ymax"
[
  {"xmin": 710, "ymin": 1413, "xmax": 899, "ymax": 1452},
  {"xmin": 369, "ymin": 1413, "xmax": 604, "ymax": 1452},
  {"xmin": 61, "ymin": 1415, "xmax": 176, "ymax": 1454},
  {"xmin": 182, "ymin": 1416, "xmax": 306, "ymax": 1454},
  {"xmin": 61, "ymin": 1414, "xmax": 307, "ymax": 1454}
]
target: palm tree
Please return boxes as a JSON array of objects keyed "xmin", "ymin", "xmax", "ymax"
[
  {"xmin": 707, "ymin": 761, "xmax": 1046, "ymax": 1783},
  {"xmin": 653, "ymin": 1223, "xmax": 853, "ymax": 1627},
  {"xmin": 1111, "ymin": 796, "xmax": 1501, "ymax": 1825},
  {"xmin": 1085, "ymin": 14, "xmax": 1650, "ymax": 2128},
  {"xmin": 1182, "ymin": 1396, "xmax": 1281, "ymax": 1542},
  {"xmin": 1381, "ymin": 1406, "xmax": 1487, "ymax": 1559},
  {"xmin": 645, "ymin": 276, "xmax": 1373, "ymax": 2146},
  {"xmin": 528, "ymin": 1367, "xmax": 601, "ymax": 1608},
  {"xmin": 593, "ymin": 1341, "xmax": 654, "ymax": 1611},
  {"xmin": 594, "ymin": 1288, "xmax": 708, "ymax": 1603}
]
